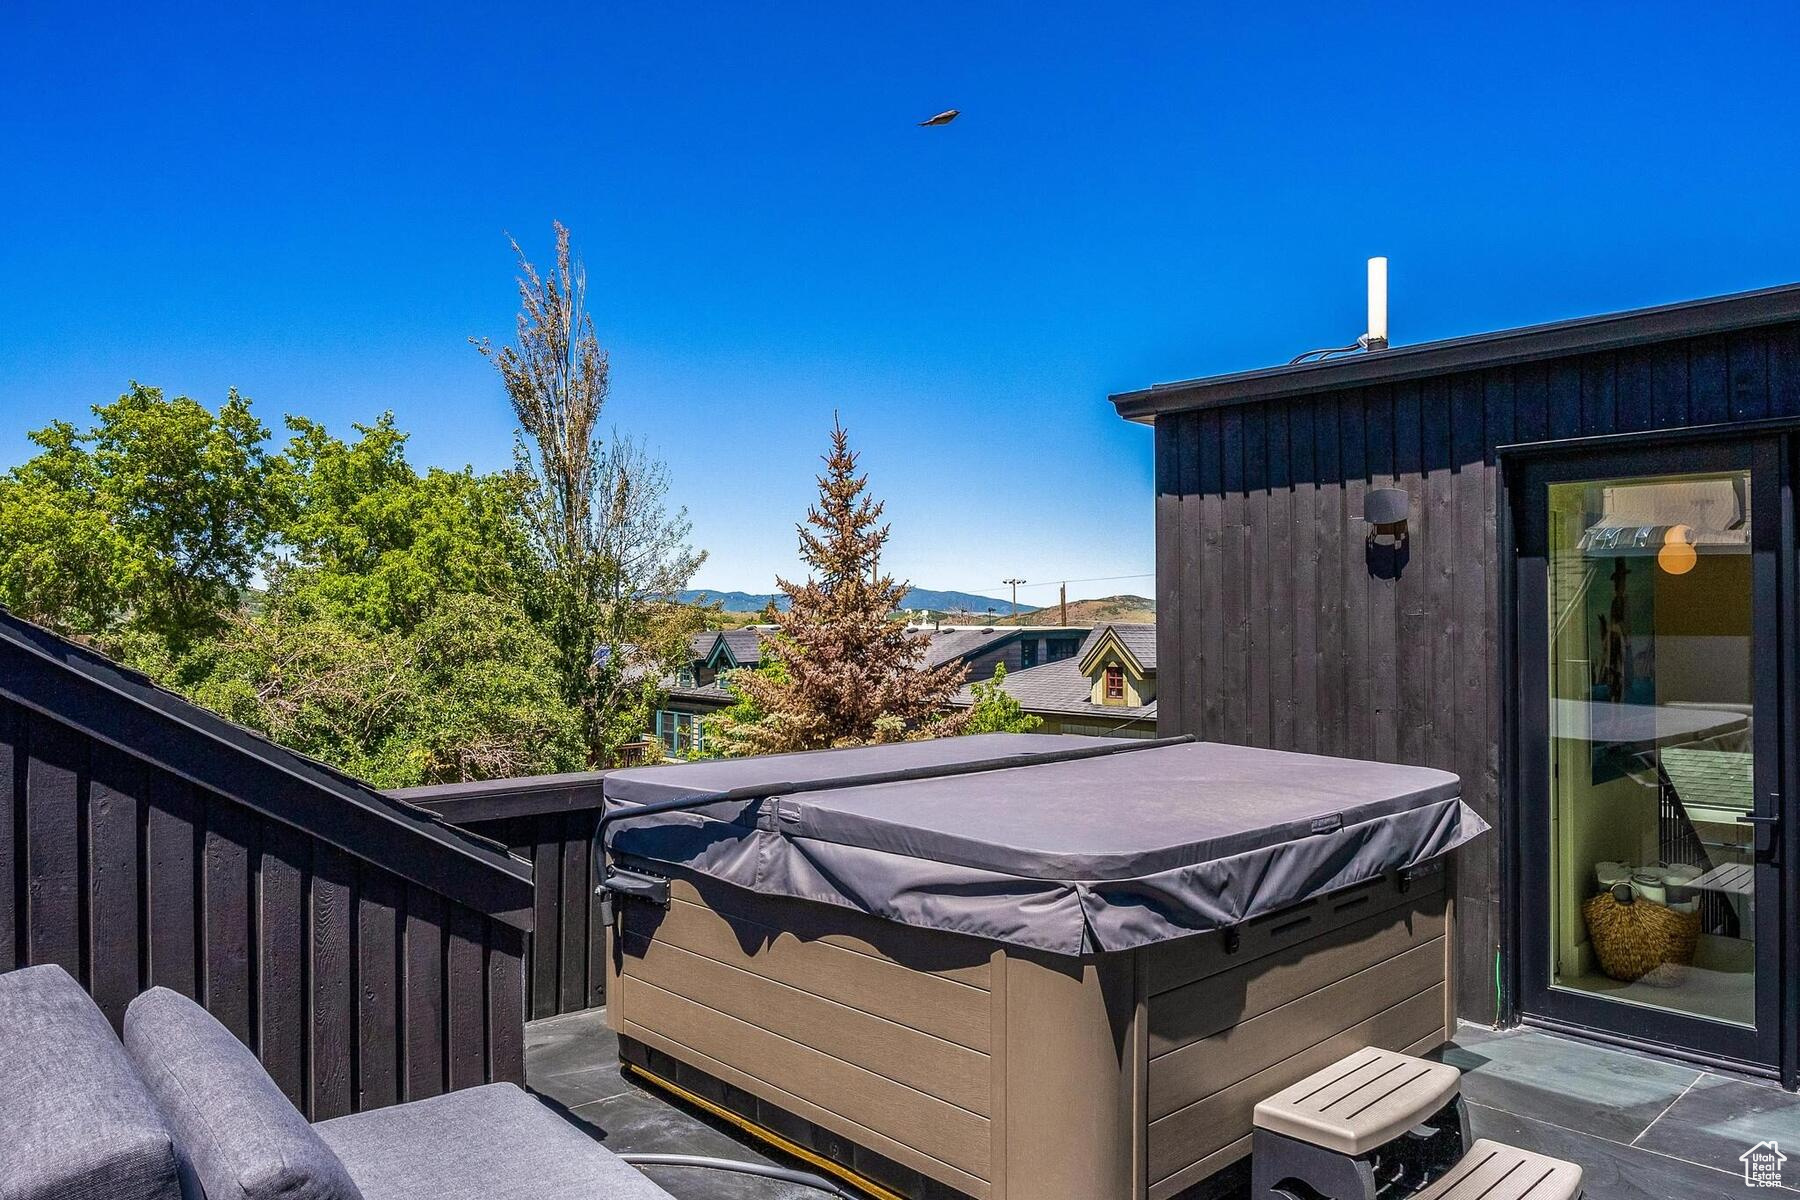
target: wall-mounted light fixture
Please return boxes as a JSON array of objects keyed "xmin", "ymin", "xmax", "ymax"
[{"xmin": 1364, "ymin": 487, "xmax": 1408, "ymax": 545}]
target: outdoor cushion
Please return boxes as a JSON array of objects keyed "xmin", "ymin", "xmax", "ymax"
[
  {"xmin": 124, "ymin": 986, "xmax": 364, "ymax": 1200},
  {"xmin": 317, "ymin": 1083, "xmax": 675, "ymax": 1200},
  {"xmin": 0, "ymin": 964, "xmax": 183, "ymax": 1200}
]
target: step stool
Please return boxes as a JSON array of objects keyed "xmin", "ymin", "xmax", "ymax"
[{"xmin": 1250, "ymin": 1046, "xmax": 1581, "ymax": 1199}]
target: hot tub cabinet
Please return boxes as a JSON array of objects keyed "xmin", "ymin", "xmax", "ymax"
[{"xmin": 599, "ymin": 734, "xmax": 1481, "ymax": 1200}]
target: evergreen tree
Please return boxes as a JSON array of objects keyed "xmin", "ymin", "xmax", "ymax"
[{"xmin": 712, "ymin": 420, "xmax": 967, "ymax": 754}]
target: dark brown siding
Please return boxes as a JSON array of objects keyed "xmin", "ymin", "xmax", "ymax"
[
  {"xmin": 1151, "ymin": 322, "xmax": 1800, "ymax": 1023},
  {"xmin": 394, "ymin": 777, "xmax": 609, "ymax": 1020},
  {"xmin": 0, "ymin": 696, "xmax": 525, "ymax": 1117}
]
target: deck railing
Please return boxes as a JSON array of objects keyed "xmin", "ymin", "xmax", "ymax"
[{"xmin": 391, "ymin": 772, "xmax": 612, "ymax": 1020}]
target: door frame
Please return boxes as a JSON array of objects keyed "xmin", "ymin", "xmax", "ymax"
[{"xmin": 1498, "ymin": 425, "xmax": 1796, "ymax": 1086}]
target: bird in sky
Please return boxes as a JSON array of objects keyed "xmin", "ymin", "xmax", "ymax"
[{"xmin": 917, "ymin": 109, "xmax": 959, "ymax": 127}]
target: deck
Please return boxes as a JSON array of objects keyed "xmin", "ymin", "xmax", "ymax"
[{"xmin": 528, "ymin": 1010, "xmax": 1800, "ymax": 1199}]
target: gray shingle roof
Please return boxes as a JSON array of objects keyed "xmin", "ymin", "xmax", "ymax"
[
  {"xmin": 1076, "ymin": 623, "xmax": 1157, "ymax": 674},
  {"xmin": 918, "ymin": 627, "xmax": 1017, "ymax": 667},
  {"xmin": 718, "ymin": 627, "xmax": 770, "ymax": 665},
  {"xmin": 950, "ymin": 655, "xmax": 1156, "ymax": 722}
]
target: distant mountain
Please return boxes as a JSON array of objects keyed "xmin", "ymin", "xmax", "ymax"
[
  {"xmin": 991, "ymin": 594, "xmax": 1156, "ymax": 626},
  {"xmin": 674, "ymin": 590, "xmax": 789, "ymax": 613},
  {"xmin": 675, "ymin": 587, "xmax": 1014, "ymax": 615}
]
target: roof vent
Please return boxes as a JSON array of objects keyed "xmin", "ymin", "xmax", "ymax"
[{"xmin": 1290, "ymin": 257, "xmax": 1390, "ymax": 365}]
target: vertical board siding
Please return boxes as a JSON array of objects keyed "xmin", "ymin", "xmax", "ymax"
[
  {"xmin": 436, "ymin": 807, "xmax": 606, "ymax": 1020},
  {"xmin": 0, "ymin": 698, "xmax": 524, "ymax": 1118},
  {"xmin": 1150, "ymin": 326, "xmax": 1797, "ymax": 1022},
  {"xmin": 86, "ymin": 743, "xmax": 142, "ymax": 1026}
]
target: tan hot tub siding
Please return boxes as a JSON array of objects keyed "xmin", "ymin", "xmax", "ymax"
[{"xmin": 607, "ymin": 863, "xmax": 1450, "ymax": 1200}]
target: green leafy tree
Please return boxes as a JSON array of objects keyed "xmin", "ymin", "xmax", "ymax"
[
  {"xmin": 270, "ymin": 414, "xmax": 534, "ymax": 633},
  {"xmin": 187, "ymin": 592, "xmax": 581, "ymax": 788},
  {"xmin": 0, "ymin": 385, "xmax": 289, "ymax": 662},
  {"xmin": 181, "ymin": 416, "xmax": 583, "ymax": 785},
  {"xmin": 701, "ymin": 656, "xmax": 786, "ymax": 756},
  {"xmin": 961, "ymin": 664, "xmax": 1043, "ymax": 734},
  {"xmin": 473, "ymin": 223, "xmax": 705, "ymax": 765}
]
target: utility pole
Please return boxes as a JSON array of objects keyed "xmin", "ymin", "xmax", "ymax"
[
  {"xmin": 1002, "ymin": 578, "xmax": 1025, "ymax": 616},
  {"xmin": 1060, "ymin": 582, "xmax": 1068, "ymax": 626}
]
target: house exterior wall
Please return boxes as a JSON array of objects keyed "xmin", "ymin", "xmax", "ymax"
[
  {"xmin": 1034, "ymin": 714, "xmax": 1159, "ymax": 739},
  {"xmin": 1088, "ymin": 662, "xmax": 1152, "ymax": 707},
  {"xmin": 1151, "ymin": 319, "xmax": 1800, "ymax": 1024}
]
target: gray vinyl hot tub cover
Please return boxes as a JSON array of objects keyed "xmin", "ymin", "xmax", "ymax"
[{"xmin": 602, "ymin": 734, "xmax": 1485, "ymax": 956}]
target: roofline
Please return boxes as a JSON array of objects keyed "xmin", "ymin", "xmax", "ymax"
[
  {"xmin": 391, "ymin": 769, "xmax": 613, "ymax": 824},
  {"xmin": 1110, "ymin": 282, "xmax": 1800, "ymax": 424},
  {"xmin": 0, "ymin": 610, "xmax": 534, "ymax": 928},
  {"xmin": 1077, "ymin": 625, "xmax": 1148, "ymax": 678},
  {"xmin": 947, "ymin": 693, "xmax": 1158, "ymax": 721}
]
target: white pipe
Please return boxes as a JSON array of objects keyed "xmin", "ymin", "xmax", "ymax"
[{"xmin": 1366, "ymin": 256, "xmax": 1389, "ymax": 348}]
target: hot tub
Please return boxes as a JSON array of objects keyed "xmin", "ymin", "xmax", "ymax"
[{"xmin": 597, "ymin": 734, "xmax": 1484, "ymax": 1200}]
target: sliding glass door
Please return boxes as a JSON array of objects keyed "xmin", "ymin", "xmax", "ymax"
[{"xmin": 1514, "ymin": 437, "xmax": 1783, "ymax": 1068}]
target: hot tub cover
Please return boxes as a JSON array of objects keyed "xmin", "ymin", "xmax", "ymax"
[{"xmin": 602, "ymin": 734, "xmax": 1485, "ymax": 955}]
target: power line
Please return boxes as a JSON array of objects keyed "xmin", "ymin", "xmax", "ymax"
[{"xmin": 952, "ymin": 572, "xmax": 1154, "ymax": 594}]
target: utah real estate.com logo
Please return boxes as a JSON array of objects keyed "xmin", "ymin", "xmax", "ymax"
[{"xmin": 1741, "ymin": 1140, "xmax": 1786, "ymax": 1188}]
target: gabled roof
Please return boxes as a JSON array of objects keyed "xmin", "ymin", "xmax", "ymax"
[
  {"xmin": 1111, "ymin": 282, "xmax": 1800, "ymax": 423},
  {"xmin": 1077, "ymin": 623, "xmax": 1157, "ymax": 677},
  {"xmin": 703, "ymin": 627, "xmax": 775, "ymax": 669},
  {"xmin": 0, "ymin": 608, "xmax": 534, "ymax": 929},
  {"xmin": 950, "ymin": 655, "xmax": 1157, "ymax": 723}
]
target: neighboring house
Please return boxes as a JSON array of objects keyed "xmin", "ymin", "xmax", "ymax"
[
  {"xmin": 652, "ymin": 627, "xmax": 773, "ymax": 755},
  {"xmin": 950, "ymin": 622, "xmax": 1158, "ymax": 737},
  {"xmin": 649, "ymin": 624, "xmax": 1092, "ymax": 754}
]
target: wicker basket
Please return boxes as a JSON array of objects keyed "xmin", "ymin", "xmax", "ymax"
[{"xmin": 1582, "ymin": 890, "xmax": 1700, "ymax": 986}]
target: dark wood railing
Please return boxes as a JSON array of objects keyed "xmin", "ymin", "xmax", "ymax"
[
  {"xmin": 391, "ymin": 772, "xmax": 611, "ymax": 1020},
  {"xmin": 0, "ymin": 696, "xmax": 531, "ymax": 1120}
]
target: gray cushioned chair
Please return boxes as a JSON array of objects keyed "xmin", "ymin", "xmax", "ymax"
[
  {"xmin": 7, "ymin": 967, "xmax": 846, "ymax": 1200},
  {"xmin": 0, "ymin": 964, "xmax": 183, "ymax": 1200},
  {"xmin": 124, "ymin": 986, "xmax": 366, "ymax": 1200},
  {"xmin": 317, "ymin": 1083, "xmax": 675, "ymax": 1200},
  {"xmin": 123, "ymin": 986, "xmax": 676, "ymax": 1200}
]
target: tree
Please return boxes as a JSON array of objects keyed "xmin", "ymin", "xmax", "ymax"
[
  {"xmin": 962, "ymin": 664, "xmax": 1043, "ymax": 734},
  {"xmin": 0, "ymin": 384, "xmax": 289, "ymax": 665},
  {"xmin": 179, "ymin": 413, "xmax": 584, "ymax": 785},
  {"xmin": 711, "ymin": 420, "xmax": 968, "ymax": 754},
  {"xmin": 187, "ymin": 592, "xmax": 581, "ymax": 788},
  {"xmin": 270, "ymin": 414, "xmax": 533, "ymax": 634},
  {"xmin": 474, "ymin": 223, "xmax": 704, "ymax": 764}
]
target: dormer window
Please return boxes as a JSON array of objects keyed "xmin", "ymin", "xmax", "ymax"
[{"xmin": 1104, "ymin": 664, "xmax": 1125, "ymax": 703}]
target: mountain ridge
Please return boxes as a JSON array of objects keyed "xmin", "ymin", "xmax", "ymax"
[{"xmin": 675, "ymin": 586, "xmax": 1015, "ymax": 614}]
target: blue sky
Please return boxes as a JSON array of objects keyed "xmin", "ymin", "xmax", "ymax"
[{"xmin": 4, "ymin": 3, "xmax": 1799, "ymax": 606}]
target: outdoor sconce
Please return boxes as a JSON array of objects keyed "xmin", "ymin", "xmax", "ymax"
[{"xmin": 1364, "ymin": 487, "xmax": 1409, "ymax": 546}]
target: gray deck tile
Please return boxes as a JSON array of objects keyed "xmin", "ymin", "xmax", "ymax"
[
  {"xmin": 527, "ymin": 1010, "xmax": 1798, "ymax": 1199},
  {"xmin": 1466, "ymin": 1102, "xmax": 1761, "ymax": 1199},
  {"xmin": 530, "ymin": 1008, "xmax": 822, "ymax": 1198},
  {"xmin": 1632, "ymin": 1073, "xmax": 1800, "ymax": 1189},
  {"xmin": 1435, "ymin": 1026, "xmax": 1702, "ymax": 1143}
]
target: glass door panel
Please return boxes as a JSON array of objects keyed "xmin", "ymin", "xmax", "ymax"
[
  {"xmin": 1544, "ymin": 470, "xmax": 1756, "ymax": 1026},
  {"xmin": 1515, "ymin": 437, "xmax": 1780, "ymax": 1070}
]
